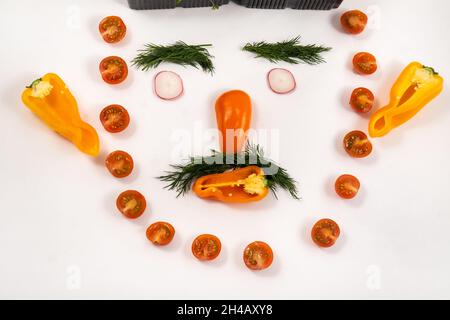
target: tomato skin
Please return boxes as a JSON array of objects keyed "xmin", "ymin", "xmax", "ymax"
[
  {"xmin": 99, "ymin": 16, "xmax": 127, "ymax": 43},
  {"xmin": 243, "ymin": 241, "xmax": 273, "ymax": 271},
  {"xmin": 105, "ymin": 150, "xmax": 134, "ymax": 178},
  {"xmin": 335, "ymin": 174, "xmax": 360, "ymax": 199},
  {"xmin": 99, "ymin": 56, "xmax": 128, "ymax": 85},
  {"xmin": 343, "ymin": 130, "xmax": 373, "ymax": 158},
  {"xmin": 340, "ymin": 10, "xmax": 368, "ymax": 34},
  {"xmin": 192, "ymin": 234, "xmax": 221, "ymax": 261},
  {"xmin": 353, "ymin": 52, "xmax": 377, "ymax": 75},
  {"xmin": 116, "ymin": 190, "xmax": 146, "ymax": 219},
  {"xmin": 100, "ymin": 104, "xmax": 130, "ymax": 133},
  {"xmin": 146, "ymin": 222, "xmax": 175, "ymax": 246},
  {"xmin": 311, "ymin": 219, "xmax": 341, "ymax": 248},
  {"xmin": 350, "ymin": 87, "xmax": 374, "ymax": 114}
]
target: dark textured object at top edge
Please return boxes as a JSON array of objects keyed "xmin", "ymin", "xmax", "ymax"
[
  {"xmin": 127, "ymin": 0, "xmax": 230, "ymax": 10},
  {"xmin": 127, "ymin": 0, "xmax": 343, "ymax": 10},
  {"xmin": 237, "ymin": 0, "xmax": 343, "ymax": 10}
]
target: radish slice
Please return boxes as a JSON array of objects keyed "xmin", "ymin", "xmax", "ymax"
[
  {"xmin": 154, "ymin": 71, "xmax": 183, "ymax": 100},
  {"xmin": 267, "ymin": 68, "xmax": 296, "ymax": 94}
]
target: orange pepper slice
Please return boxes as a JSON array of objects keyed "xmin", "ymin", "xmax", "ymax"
[{"xmin": 193, "ymin": 166, "xmax": 269, "ymax": 203}]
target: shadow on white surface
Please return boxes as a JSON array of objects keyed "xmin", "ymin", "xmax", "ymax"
[
  {"xmin": 207, "ymin": 88, "xmax": 229, "ymax": 130},
  {"xmin": 103, "ymin": 189, "xmax": 123, "ymax": 220},
  {"xmin": 112, "ymin": 0, "xmax": 128, "ymax": 7},
  {"xmin": 329, "ymin": 10, "xmax": 347, "ymax": 35},
  {"xmin": 339, "ymin": 85, "xmax": 354, "ymax": 115},
  {"xmin": 323, "ymin": 174, "xmax": 337, "ymax": 199},
  {"xmin": 223, "ymin": 196, "xmax": 278, "ymax": 213},
  {"xmin": 4, "ymin": 74, "xmax": 33, "ymax": 113}
]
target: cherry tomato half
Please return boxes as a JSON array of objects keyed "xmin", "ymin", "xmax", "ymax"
[
  {"xmin": 116, "ymin": 190, "xmax": 146, "ymax": 219},
  {"xmin": 99, "ymin": 16, "xmax": 127, "ymax": 44},
  {"xmin": 146, "ymin": 222, "xmax": 175, "ymax": 246},
  {"xmin": 343, "ymin": 130, "xmax": 373, "ymax": 158},
  {"xmin": 311, "ymin": 219, "xmax": 340, "ymax": 248},
  {"xmin": 105, "ymin": 150, "xmax": 134, "ymax": 178},
  {"xmin": 353, "ymin": 52, "xmax": 377, "ymax": 75},
  {"xmin": 100, "ymin": 104, "xmax": 130, "ymax": 133},
  {"xmin": 243, "ymin": 241, "xmax": 274, "ymax": 271},
  {"xmin": 340, "ymin": 10, "xmax": 368, "ymax": 34},
  {"xmin": 350, "ymin": 87, "xmax": 374, "ymax": 114},
  {"xmin": 335, "ymin": 174, "xmax": 360, "ymax": 199},
  {"xmin": 99, "ymin": 56, "xmax": 128, "ymax": 85},
  {"xmin": 192, "ymin": 234, "xmax": 221, "ymax": 261}
]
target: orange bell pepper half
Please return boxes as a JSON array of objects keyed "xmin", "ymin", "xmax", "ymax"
[
  {"xmin": 215, "ymin": 90, "xmax": 252, "ymax": 154},
  {"xmin": 369, "ymin": 62, "xmax": 444, "ymax": 137},
  {"xmin": 22, "ymin": 73, "xmax": 100, "ymax": 156},
  {"xmin": 193, "ymin": 166, "xmax": 269, "ymax": 203}
]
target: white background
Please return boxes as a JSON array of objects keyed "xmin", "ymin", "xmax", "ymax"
[{"xmin": 1, "ymin": 0, "xmax": 449, "ymax": 299}]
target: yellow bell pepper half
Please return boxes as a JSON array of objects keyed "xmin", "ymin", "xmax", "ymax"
[
  {"xmin": 21, "ymin": 73, "xmax": 100, "ymax": 156},
  {"xmin": 369, "ymin": 62, "xmax": 444, "ymax": 138}
]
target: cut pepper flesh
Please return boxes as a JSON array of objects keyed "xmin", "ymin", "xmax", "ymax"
[
  {"xmin": 193, "ymin": 166, "xmax": 269, "ymax": 203},
  {"xmin": 200, "ymin": 173, "xmax": 267, "ymax": 196}
]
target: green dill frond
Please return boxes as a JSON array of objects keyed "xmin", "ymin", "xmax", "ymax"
[
  {"xmin": 132, "ymin": 41, "xmax": 215, "ymax": 74},
  {"xmin": 157, "ymin": 143, "xmax": 299, "ymax": 200},
  {"xmin": 242, "ymin": 36, "xmax": 331, "ymax": 65}
]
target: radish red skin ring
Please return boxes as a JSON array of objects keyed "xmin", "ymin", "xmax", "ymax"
[
  {"xmin": 153, "ymin": 71, "xmax": 184, "ymax": 101},
  {"xmin": 267, "ymin": 68, "xmax": 297, "ymax": 94}
]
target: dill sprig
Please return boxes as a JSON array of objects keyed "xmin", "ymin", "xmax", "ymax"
[
  {"xmin": 242, "ymin": 36, "xmax": 331, "ymax": 65},
  {"xmin": 157, "ymin": 143, "xmax": 299, "ymax": 200},
  {"xmin": 132, "ymin": 41, "xmax": 215, "ymax": 74}
]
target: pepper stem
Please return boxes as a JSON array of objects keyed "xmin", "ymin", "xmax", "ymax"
[
  {"xmin": 26, "ymin": 78, "xmax": 42, "ymax": 89},
  {"xmin": 423, "ymin": 65, "xmax": 439, "ymax": 75}
]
